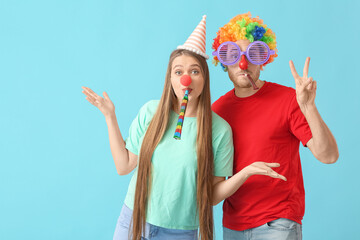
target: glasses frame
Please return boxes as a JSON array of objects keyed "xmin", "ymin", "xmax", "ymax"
[{"xmin": 212, "ymin": 41, "xmax": 275, "ymax": 66}]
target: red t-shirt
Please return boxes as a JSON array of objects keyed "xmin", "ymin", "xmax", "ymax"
[{"xmin": 212, "ymin": 81, "xmax": 313, "ymax": 231}]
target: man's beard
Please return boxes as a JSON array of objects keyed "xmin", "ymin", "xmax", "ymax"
[{"xmin": 229, "ymin": 70, "xmax": 260, "ymax": 89}]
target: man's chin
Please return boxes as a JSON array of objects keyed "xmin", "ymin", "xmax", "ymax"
[{"xmin": 232, "ymin": 78, "xmax": 253, "ymax": 88}]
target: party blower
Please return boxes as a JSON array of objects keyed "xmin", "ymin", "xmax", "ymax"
[
  {"xmin": 212, "ymin": 41, "xmax": 275, "ymax": 90},
  {"xmin": 174, "ymin": 75, "xmax": 192, "ymax": 140}
]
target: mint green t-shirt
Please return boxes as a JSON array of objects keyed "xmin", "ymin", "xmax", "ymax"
[{"xmin": 124, "ymin": 100, "xmax": 233, "ymax": 230}]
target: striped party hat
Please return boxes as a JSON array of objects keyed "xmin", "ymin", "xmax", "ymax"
[{"xmin": 177, "ymin": 15, "xmax": 209, "ymax": 59}]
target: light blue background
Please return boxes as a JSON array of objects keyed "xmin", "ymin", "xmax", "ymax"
[{"xmin": 1, "ymin": 0, "xmax": 358, "ymax": 239}]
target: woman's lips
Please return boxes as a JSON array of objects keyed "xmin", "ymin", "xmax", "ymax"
[{"xmin": 182, "ymin": 88, "xmax": 192, "ymax": 95}]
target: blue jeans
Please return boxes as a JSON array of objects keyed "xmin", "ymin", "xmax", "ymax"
[
  {"xmin": 113, "ymin": 204, "xmax": 198, "ymax": 240},
  {"xmin": 223, "ymin": 218, "xmax": 302, "ymax": 240}
]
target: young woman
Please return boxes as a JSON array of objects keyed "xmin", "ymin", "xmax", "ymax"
[{"xmin": 82, "ymin": 47, "xmax": 233, "ymax": 240}]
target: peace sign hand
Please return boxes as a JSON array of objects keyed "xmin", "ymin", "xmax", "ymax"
[
  {"xmin": 289, "ymin": 57, "xmax": 317, "ymax": 109},
  {"xmin": 82, "ymin": 86, "xmax": 115, "ymax": 118}
]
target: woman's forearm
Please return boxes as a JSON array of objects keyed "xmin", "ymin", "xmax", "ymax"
[
  {"xmin": 105, "ymin": 113, "xmax": 132, "ymax": 175},
  {"xmin": 213, "ymin": 170, "xmax": 249, "ymax": 205},
  {"xmin": 213, "ymin": 162, "xmax": 286, "ymax": 205}
]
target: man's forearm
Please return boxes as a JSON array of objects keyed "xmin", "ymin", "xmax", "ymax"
[{"xmin": 301, "ymin": 103, "xmax": 339, "ymax": 164}]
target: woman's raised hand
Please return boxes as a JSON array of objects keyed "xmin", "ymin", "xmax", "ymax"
[{"xmin": 82, "ymin": 86, "xmax": 115, "ymax": 118}]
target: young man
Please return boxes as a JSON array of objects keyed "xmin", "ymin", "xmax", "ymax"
[{"xmin": 211, "ymin": 13, "xmax": 339, "ymax": 240}]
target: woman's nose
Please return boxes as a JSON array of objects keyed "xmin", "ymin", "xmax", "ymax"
[
  {"xmin": 180, "ymin": 75, "xmax": 192, "ymax": 86},
  {"xmin": 239, "ymin": 55, "xmax": 248, "ymax": 70}
]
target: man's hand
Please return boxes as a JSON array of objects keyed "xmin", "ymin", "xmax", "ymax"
[{"xmin": 289, "ymin": 57, "xmax": 317, "ymax": 110}]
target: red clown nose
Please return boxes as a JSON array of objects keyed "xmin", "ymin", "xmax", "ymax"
[
  {"xmin": 180, "ymin": 75, "xmax": 192, "ymax": 86},
  {"xmin": 239, "ymin": 55, "xmax": 248, "ymax": 70}
]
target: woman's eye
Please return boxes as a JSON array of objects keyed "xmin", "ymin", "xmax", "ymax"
[
  {"xmin": 175, "ymin": 71, "xmax": 182, "ymax": 75},
  {"xmin": 192, "ymin": 70, "xmax": 199, "ymax": 74}
]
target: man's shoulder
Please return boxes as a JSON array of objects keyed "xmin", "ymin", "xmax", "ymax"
[
  {"xmin": 212, "ymin": 89, "xmax": 234, "ymax": 108},
  {"xmin": 266, "ymin": 81, "xmax": 296, "ymax": 97}
]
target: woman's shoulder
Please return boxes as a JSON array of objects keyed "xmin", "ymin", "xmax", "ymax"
[
  {"xmin": 211, "ymin": 111, "xmax": 233, "ymax": 152},
  {"xmin": 211, "ymin": 111, "xmax": 232, "ymax": 136},
  {"xmin": 138, "ymin": 100, "xmax": 160, "ymax": 116}
]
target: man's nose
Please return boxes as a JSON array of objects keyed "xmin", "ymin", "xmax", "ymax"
[{"xmin": 239, "ymin": 55, "xmax": 248, "ymax": 70}]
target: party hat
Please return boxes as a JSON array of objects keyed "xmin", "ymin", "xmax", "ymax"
[{"xmin": 177, "ymin": 15, "xmax": 209, "ymax": 59}]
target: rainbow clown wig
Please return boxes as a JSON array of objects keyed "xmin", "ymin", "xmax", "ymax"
[{"xmin": 212, "ymin": 12, "xmax": 278, "ymax": 72}]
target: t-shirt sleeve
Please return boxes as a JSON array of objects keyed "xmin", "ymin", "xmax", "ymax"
[
  {"xmin": 125, "ymin": 103, "xmax": 151, "ymax": 155},
  {"xmin": 211, "ymin": 98, "xmax": 221, "ymax": 115},
  {"xmin": 213, "ymin": 123, "xmax": 234, "ymax": 177},
  {"xmin": 288, "ymin": 94, "xmax": 313, "ymax": 147}
]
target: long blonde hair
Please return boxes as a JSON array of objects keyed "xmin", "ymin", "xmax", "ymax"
[{"xmin": 132, "ymin": 49, "xmax": 214, "ymax": 240}]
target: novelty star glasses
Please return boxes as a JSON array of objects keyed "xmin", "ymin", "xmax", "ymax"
[{"xmin": 212, "ymin": 41, "xmax": 276, "ymax": 66}]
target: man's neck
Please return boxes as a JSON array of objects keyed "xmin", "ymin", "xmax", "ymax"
[{"xmin": 234, "ymin": 80, "xmax": 265, "ymax": 98}]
